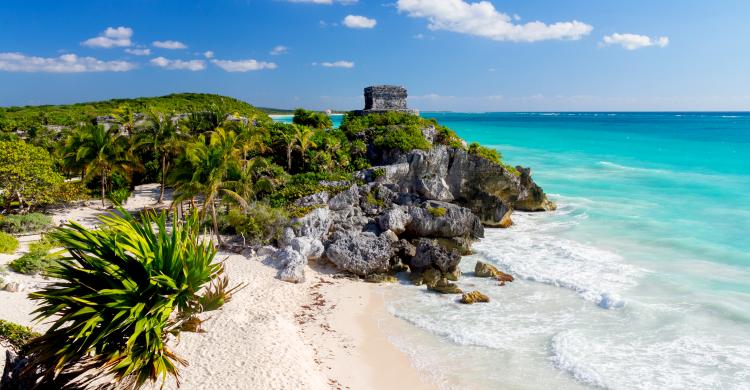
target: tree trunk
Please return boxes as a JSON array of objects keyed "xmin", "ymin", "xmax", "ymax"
[
  {"xmin": 211, "ymin": 202, "xmax": 223, "ymax": 247},
  {"xmin": 101, "ymin": 173, "xmax": 106, "ymax": 207},
  {"xmin": 158, "ymin": 154, "xmax": 166, "ymax": 204},
  {"xmin": 286, "ymin": 147, "xmax": 292, "ymax": 171}
]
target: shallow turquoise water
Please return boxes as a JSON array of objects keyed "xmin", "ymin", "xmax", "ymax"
[
  {"xmin": 274, "ymin": 112, "xmax": 750, "ymax": 389},
  {"xmin": 392, "ymin": 112, "xmax": 750, "ymax": 389}
]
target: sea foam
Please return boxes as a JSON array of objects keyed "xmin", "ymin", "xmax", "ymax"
[{"xmin": 473, "ymin": 211, "xmax": 640, "ymax": 309}]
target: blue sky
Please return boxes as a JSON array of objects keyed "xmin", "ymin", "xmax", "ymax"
[{"xmin": 1, "ymin": 0, "xmax": 749, "ymax": 111}]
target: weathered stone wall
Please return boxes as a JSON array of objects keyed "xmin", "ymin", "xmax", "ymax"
[{"xmin": 364, "ymin": 85, "xmax": 408, "ymax": 110}]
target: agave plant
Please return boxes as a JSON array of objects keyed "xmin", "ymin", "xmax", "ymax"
[{"xmin": 20, "ymin": 209, "xmax": 236, "ymax": 389}]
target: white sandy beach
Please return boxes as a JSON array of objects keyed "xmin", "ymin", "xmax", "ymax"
[{"xmin": 0, "ymin": 184, "xmax": 430, "ymax": 390}]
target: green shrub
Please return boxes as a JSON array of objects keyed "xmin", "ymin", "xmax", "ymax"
[
  {"xmin": 268, "ymin": 172, "xmax": 351, "ymax": 207},
  {"xmin": 373, "ymin": 125, "xmax": 431, "ymax": 152},
  {"xmin": 287, "ymin": 205, "xmax": 321, "ymax": 219},
  {"xmin": 0, "ymin": 140, "xmax": 64, "ymax": 210},
  {"xmin": 0, "ymin": 231, "xmax": 18, "ymax": 253},
  {"xmin": 435, "ymin": 126, "xmax": 466, "ymax": 150},
  {"xmin": 0, "ymin": 319, "xmax": 41, "ymax": 352},
  {"xmin": 53, "ymin": 180, "xmax": 91, "ymax": 203},
  {"xmin": 8, "ymin": 235, "xmax": 61, "ymax": 275},
  {"xmin": 467, "ymin": 142, "xmax": 501, "ymax": 164},
  {"xmin": 428, "ymin": 206, "xmax": 447, "ymax": 218},
  {"xmin": 501, "ymin": 163, "xmax": 521, "ymax": 177},
  {"xmin": 372, "ymin": 168, "xmax": 386, "ymax": 179},
  {"xmin": 107, "ymin": 188, "xmax": 131, "ymax": 205},
  {"xmin": 23, "ymin": 210, "xmax": 233, "ymax": 388},
  {"xmin": 225, "ymin": 204, "xmax": 289, "ymax": 245},
  {"xmin": 293, "ymin": 108, "xmax": 333, "ymax": 129},
  {"xmin": 365, "ymin": 192, "xmax": 385, "ymax": 207},
  {"xmin": 0, "ymin": 212, "xmax": 53, "ymax": 234}
]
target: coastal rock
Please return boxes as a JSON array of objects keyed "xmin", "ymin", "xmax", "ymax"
[
  {"xmin": 499, "ymin": 208, "xmax": 513, "ymax": 228},
  {"xmin": 368, "ymin": 145, "xmax": 555, "ymax": 226},
  {"xmin": 328, "ymin": 185, "xmax": 360, "ymax": 211},
  {"xmin": 271, "ymin": 247, "xmax": 300, "ymax": 268},
  {"xmin": 460, "ymin": 291, "xmax": 490, "ymax": 304},
  {"xmin": 475, "ymin": 261, "xmax": 514, "ymax": 283},
  {"xmin": 428, "ymin": 278, "xmax": 463, "ymax": 294},
  {"xmin": 329, "ymin": 206, "xmax": 369, "ymax": 235},
  {"xmin": 279, "ymin": 227, "xmax": 296, "ymax": 247},
  {"xmin": 365, "ymin": 274, "xmax": 398, "ymax": 283},
  {"xmin": 421, "ymin": 267, "xmax": 442, "ymax": 287},
  {"xmin": 394, "ymin": 239, "xmax": 417, "ymax": 260},
  {"xmin": 377, "ymin": 205, "xmax": 412, "ymax": 234},
  {"xmin": 411, "ymin": 239, "xmax": 462, "ymax": 273},
  {"xmin": 256, "ymin": 245, "xmax": 278, "ymax": 257},
  {"xmin": 406, "ymin": 201, "xmax": 484, "ymax": 239},
  {"xmin": 3, "ymin": 282, "xmax": 20, "ymax": 293},
  {"xmin": 279, "ymin": 251, "xmax": 306, "ymax": 284},
  {"xmin": 290, "ymin": 237, "xmax": 324, "ymax": 261},
  {"xmin": 324, "ymin": 231, "xmax": 394, "ymax": 276},
  {"xmin": 292, "ymin": 208, "xmax": 331, "ymax": 241},
  {"xmin": 293, "ymin": 191, "xmax": 329, "ymax": 208}
]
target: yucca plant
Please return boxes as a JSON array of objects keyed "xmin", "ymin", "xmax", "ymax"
[{"xmin": 19, "ymin": 209, "xmax": 235, "ymax": 389}]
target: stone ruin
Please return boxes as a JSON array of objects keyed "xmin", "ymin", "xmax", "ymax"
[{"xmin": 353, "ymin": 85, "xmax": 419, "ymax": 116}]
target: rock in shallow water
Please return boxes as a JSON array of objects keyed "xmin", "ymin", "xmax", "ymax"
[
  {"xmin": 460, "ymin": 290, "xmax": 490, "ymax": 304},
  {"xmin": 428, "ymin": 278, "xmax": 463, "ymax": 294},
  {"xmin": 411, "ymin": 239, "xmax": 461, "ymax": 273},
  {"xmin": 475, "ymin": 261, "xmax": 514, "ymax": 283}
]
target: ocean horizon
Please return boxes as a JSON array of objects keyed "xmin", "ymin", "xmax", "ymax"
[{"xmin": 275, "ymin": 111, "xmax": 750, "ymax": 389}]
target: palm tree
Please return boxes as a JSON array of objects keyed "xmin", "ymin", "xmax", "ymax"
[
  {"xmin": 280, "ymin": 129, "xmax": 297, "ymax": 172},
  {"xmin": 237, "ymin": 122, "xmax": 269, "ymax": 163},
  {"xmin": 138, "ymin": 111, "xmax": 187, "ymax": 203},
  {"xmin": 63, "ymin": 125, "xmax": 131, "ymax": 207},
  {"xmin": 112, "ymin": 104, "xmax": 142, "ymax": 136},
  {"xmin": 172, "ymin": 130, "xmax": 245, "ymax": 246},
  {"xmin": 293, "ymin": 124, "xmax": 317, "ymax": 170}
]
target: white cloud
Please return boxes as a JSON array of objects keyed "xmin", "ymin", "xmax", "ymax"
[
  {"xmin": 125, "ymin": 47, "xmax": 151, "ymax": 56},
  {"xmin": 150, "ymin": 57, "xmax": 205, "ymax": 71},
  {"xmin": 343, "ymin": 15, "xmax": 377, "ymax": 29},
  {"xmin": 211, "ymin": 59, "xmax": 277, "ymax": 72},
  {"xmin": 396, "ymin": 0, "xmax": 592, "ymax": 42},
  {"xmin": 0, "ymin": 52, "xmax": 136, "ymax": 72},
  {"xmin": 153, "ymin": 40, "xmax": 187, "ymax": 49},
  {"xmin": 270, "ymin": 45, "xmax": 289, "ymax": 55},
  {"xmin": 203, "ymin": 51, "xmax": 214, "ymax": 58},
  {"xmin": 82, "ymin": 26, "xmax": 133, "ymax": 48},
  {"xmin": 317, "ymin": 61, "xmax": 355, "ymax": 68},
  {"xmin": 601, "ymin": 33, "xmax": 669, "ymax": 50}
]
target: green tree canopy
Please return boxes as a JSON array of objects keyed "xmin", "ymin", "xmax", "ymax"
[
  {"xmin": 292, "ymin": 108, "xmax": 333, "ymax": 130},
  {"xmin": 0, "ymin": 140, "xmax": 63, "ymax": 212}
]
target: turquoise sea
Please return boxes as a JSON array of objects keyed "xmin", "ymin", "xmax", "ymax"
[{"xmin": 276, "ymin": 112, "xmax": 750, "ymax": 389}]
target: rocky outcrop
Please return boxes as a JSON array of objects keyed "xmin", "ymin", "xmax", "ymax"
[
  {"xmin": 405, "ymin": 201, "xmax": 484, "ymax": 239},
  {"xmin": 324, "ymin": 230, "xmax": 394, "ymax": 276},
  {"xmin": 291, "ymin": 208, "xmax": 332, "ymax": 241},
  {"xmin": 364, "ymin": 145, "xmax": 555, "ymax": 226},
  {"xmin": 411, "ymin": 239, "xmax": 461, "ymax": 273}
]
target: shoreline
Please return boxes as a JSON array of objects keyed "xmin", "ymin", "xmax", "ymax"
[
  {"xmin": 302, "ymin": 266, "xmax": 431, "ymax": 390},
  {"xmin": 146, "ymin": 257, "xmax": 432, "ymax": 390},
  {"xmin": 0, "ymin": 186, "xmax": 432, "ymax": 388}
]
